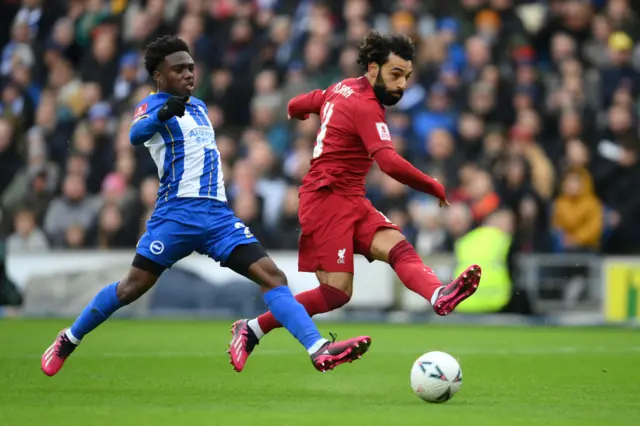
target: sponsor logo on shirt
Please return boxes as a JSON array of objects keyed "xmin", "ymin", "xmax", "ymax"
[{"xmin": 188, "ymin": 127, "xmax": 216, "ymax": 144}]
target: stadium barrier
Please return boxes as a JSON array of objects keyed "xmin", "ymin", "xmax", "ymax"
[
  {"xmin": 3, "ymin": 250, "xmax": 638, "ymax": 326},
  {"xmin": 602, "ymin": 257, "xmax": 640, "ymax": 322}
]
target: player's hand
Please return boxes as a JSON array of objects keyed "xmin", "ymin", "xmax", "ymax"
[
  {"xmin": 157, "ymin": 96, "xmax": 189, "ymax": 121},
  {"xmin": 439, "ymin": 199, "xmax": 450, "ymax": 208}
]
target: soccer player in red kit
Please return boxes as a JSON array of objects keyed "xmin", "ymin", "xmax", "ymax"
[{"xmin": 228, "ymin": 31, "xmax": 481, "ymax": 372}]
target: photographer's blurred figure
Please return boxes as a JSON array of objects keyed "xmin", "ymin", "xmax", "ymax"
[{"xmin": 454, "ymin": 210, "xmax": 522, "ymax": 313}]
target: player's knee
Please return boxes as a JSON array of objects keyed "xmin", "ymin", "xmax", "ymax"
[
  {"xmin": 246, "ymin": 256, "xmax": 289, "ymax": 290},
  {"xmin": 264, "ymin": 267, "xmax": 288, "ymax": 290},
  {"xmin": 370, "ymin": 228, "xmax": 407, "ymax": 262},
  {"xmin": 324, "ymin": 272, "xmax": 354, "ymax": 298},
  {"xmin": 117, "ymin": 269, "xmax": 156, "ymax": 303}
]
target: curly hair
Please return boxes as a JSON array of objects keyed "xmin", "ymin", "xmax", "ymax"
[
  {"xmin": 357, "ymin": 31, "xmax": 415, "ymax": 72},
  {"xmin": 144, "ymin": 35, "xmax": 190, "ymax": 76}
]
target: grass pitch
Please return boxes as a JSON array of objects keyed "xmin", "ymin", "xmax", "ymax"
[{"xmin": 1, "ymin": 319, "xmax": 639, "ymax": 426}]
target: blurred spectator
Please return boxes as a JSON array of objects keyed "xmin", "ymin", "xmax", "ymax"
[
  {"xmin": 552, "ymin": 167, "xmax": 603, "ymax": 252},
  {"xmin": 583, "ymin": 14, "xmax": 613, "ymax": 68},
  {"xmin": 0, "ymin": 118, "xmax": 22, "ymax": 197},
  {"xmin": 134, "ymin": 176, "xmax": 159, "ymax": 239},
  {"xmin": 64, "ymin": 223, "xmax": 86, "ymax": 249},
  {"xmin": 600, "ymin": 31, "xmax": 640, "ymax": 108},
  {"xmin": 453, "ymin": 209, "xmax": 515, "ymax": 313},
  {"xmin": 499, "ymin": 155, "xmax": 533, "ymax": 212},
  {"xmin": 232, "ymin": 191, "xmax": 273, "ymax": 248},
  {"xmin": 275, "ymin": 185, "xmax": 301, "ymax": 250},
  {"xmin": 466, "ymin": 168, "xmax": 501, "ymax": 223},
  {"xmin": 91, "ymin": 203, "xmax": 132, "ymax": 249},
  {"xmin": 43, "ymin": 174, "xmax": 101, "ymax": 247},
  {"xmin": 0, "ymin": 0, "xmax": 639, "ymax": 257},
  {"xmin": 7, "ymin": 207, "xmax": 49, "ymax": 253},
  {"xmin": 606, "ymin": 0, "xmax": 640, "ymax": 41},
  {"xmin": 443, "ymin": 202, "xmax": 474, "ymax": 252},
  {"xmin": 457, "ymin": 112, "xmax": 485, "ymax": 162},
  {"xmin": 513, "ymin": 194, "xmax": 551, "ymax": 254},
  {"xmin": 424, "ymin": 128, "xmax": 462, "ymax": 187},
  {"xmin": 410, "ymin": 199, "xmax": 446, "ymax": 255},
  {"xmin": 412, "ymin": 83, "xmax": 457, "ymax": 154},
  {"xmin": 509, "ymin": 124, "xmax": 555, "ymax": 200}
]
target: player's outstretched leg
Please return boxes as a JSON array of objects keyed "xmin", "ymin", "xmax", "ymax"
[
  {"xmin": 372, "ymin": 229, "xmax": 481, "ymax": 316},
  {"xmin": 230, "ymin": 281, "xmax": 351, "ymax": 371},
  {"xmin": 41, "ymin": 256, "xmax": 163, "ymax": 376},
  {"xmin": 224, "ymin": 244, "xmax": 370, "ymax": 372}
]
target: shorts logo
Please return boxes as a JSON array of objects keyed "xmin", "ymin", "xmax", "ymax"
[
  {"xmin": 150, "ymin": 240, "xmax": 164, "ymax": 255},
  {"xmin": 337, "ymin": 248, "xmax": 346, "ymax": 264},
  {"xmin": 376, "ymin": 122, "xmax": 391, "ymax": 141}
]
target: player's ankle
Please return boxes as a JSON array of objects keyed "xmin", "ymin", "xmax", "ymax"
[
  {"xmin": 65, "ymin": 329, "xmax": 81, "ymax": 345},
  {"xmin": 430, "ymin": 287, "xmax": 443, "ymax": 306},
  {"xmin": 307, "ymin": 338, "xmax": 329, "ymax": 355},
  {"xmin": 247, "ymin": 318, "xmax": 265, "ymax": 340}
]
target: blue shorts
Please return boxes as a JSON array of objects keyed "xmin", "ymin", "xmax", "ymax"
[{"xmin": 136, "ymin": 198, "xmax": 259, "ymax": 268}]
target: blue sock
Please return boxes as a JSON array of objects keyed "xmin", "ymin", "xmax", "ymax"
[
  {"xmin": 263, "ymin": 286, "xmax": 324, "ymax": 351},
  {"xmin": 69, "ymin": 282, "xmax": 124, "ymax": 341}
]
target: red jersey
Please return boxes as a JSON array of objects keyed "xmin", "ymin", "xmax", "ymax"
[
  {"xmin": 289, "ymin": 77, "xmax": 392, "ymax": 196},
  {"xmin": 288, "ymin": 77, "xmax": 447, "ymax": 202}
]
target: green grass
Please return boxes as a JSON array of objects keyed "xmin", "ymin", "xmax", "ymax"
[{"xmin": 1, "ymin": 319, "xmax": 639, "ymax": 426}]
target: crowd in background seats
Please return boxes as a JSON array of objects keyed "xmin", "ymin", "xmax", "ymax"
[{"xmin": 0, "ymin": 0, "xmax": 639, "ymax": 258}]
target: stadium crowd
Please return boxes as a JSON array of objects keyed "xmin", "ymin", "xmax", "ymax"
[{"xmin": 0, "ymin": 0, "xmax": 639, "ymax": 257}]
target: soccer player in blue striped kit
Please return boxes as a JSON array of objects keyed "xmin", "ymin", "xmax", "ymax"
[{"xmin": 41, "ymin": 35, "xmax": 371, "ymax": 376}]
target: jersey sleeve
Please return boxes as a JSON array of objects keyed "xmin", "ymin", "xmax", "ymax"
[
  {"xmin": 373, "ymin": 149, "xmax": 447, "ymax": 200},
  {"xmin": 352, "ymin": 102, "xmax": 394, "ymax": 156},
  {"xmin": 287, "ymin": 89, "xmax": 326, "ymax": 118},
  {"xmin": 129, "ymin": 100, "xmax": 163, "ymax": 146}
]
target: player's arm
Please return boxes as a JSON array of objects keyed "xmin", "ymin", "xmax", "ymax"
[
  {"xmin": 287, "ymin": 89, "xmax": 326, "ymax": 120},
  {"xmin": 374, "ymin": 149, "xmax": 447, "ymax": 201},
  {"xmin": 129, "ymin": 104, "xmax": 163, "ymax": 146},
  {"xmin": 130, "ymin": 96, "xmax": 188, "ymax": 145},
  {"xmin": 354, "ymin": 104, "xmax": 447, "ymax": 201}
]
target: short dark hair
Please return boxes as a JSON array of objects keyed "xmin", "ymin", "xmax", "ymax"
[
  {"xmin": 144, "ymin": 35, "xmax": 190, "ymax": 76},
  {"xmin": 357, "ymin": 31, "xmax": 415, "ymax": 72}
]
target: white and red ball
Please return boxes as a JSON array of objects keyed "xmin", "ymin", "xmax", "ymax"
[{"xmin": 410, "ymin": 351, "xmax": 462, "ymax": 403}]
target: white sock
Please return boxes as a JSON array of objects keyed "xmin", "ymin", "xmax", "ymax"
[
  {"xmin": 307, "ymin": 338, "xmax": 329, "ymax": 355},
  {"xmin": 247, "ymin": 319, "xmax": 265, "ymax": 339},
  {"xmin": 65, "ymin": 329, "xmax": 81, "ymax": 345},
  {"xmin": 430, "ymin": 286, "xmax": 443, "ymax": 306}
]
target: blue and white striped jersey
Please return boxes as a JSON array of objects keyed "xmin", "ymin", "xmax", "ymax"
[{"xmin": 130, "ymin": 92, "xmax": 226, "ymax": 205}]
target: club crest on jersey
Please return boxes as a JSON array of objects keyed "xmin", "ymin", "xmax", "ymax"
[
  {"xmin": 134, "ymin": 103, "xmax": 148, "ymax": 119},
  {"xmin": 337, "ymin": 248, "xmax": 346, "ymax": 264},
  {"xmin": 376, "ymin": 122, "xmax": 391, "ymax": 141}
]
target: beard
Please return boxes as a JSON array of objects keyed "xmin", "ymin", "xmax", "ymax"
[{"xmin": 373, "ymin": 72, "xmax": 404, "ymax": 106}]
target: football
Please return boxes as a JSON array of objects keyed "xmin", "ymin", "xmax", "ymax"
[{"xmin": 410, "ymin": 351, "xmax": 462, "ymax": 403}]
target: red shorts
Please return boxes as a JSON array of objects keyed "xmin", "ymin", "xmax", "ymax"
[{"xmin": 298, "ymin": 189, "xmax": 401, "ymax": 273}]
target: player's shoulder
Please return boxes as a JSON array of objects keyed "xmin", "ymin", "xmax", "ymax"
[
  {"xmin": 188, "ymin": 96, "xmax": 207, "ymax": 110},
  {"xmin": 132, "ymin": 92, "xmax": 166, "ymax": 120},
  {"xmin": 139, "ymin": 92, "xmax": 168, "ymax": 109},
  {"xmin": 330, "ymin": 77, "xmax": 380, "ymax": 111}
]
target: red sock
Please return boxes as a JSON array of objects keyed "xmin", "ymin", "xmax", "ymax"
[
  {"xmin": 256, "ymin": 284, "xmax": 350, "ymax": 334},
  {"xmin": 388, "ymin": 240, "xmax": 442, "ymax": 302}
]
